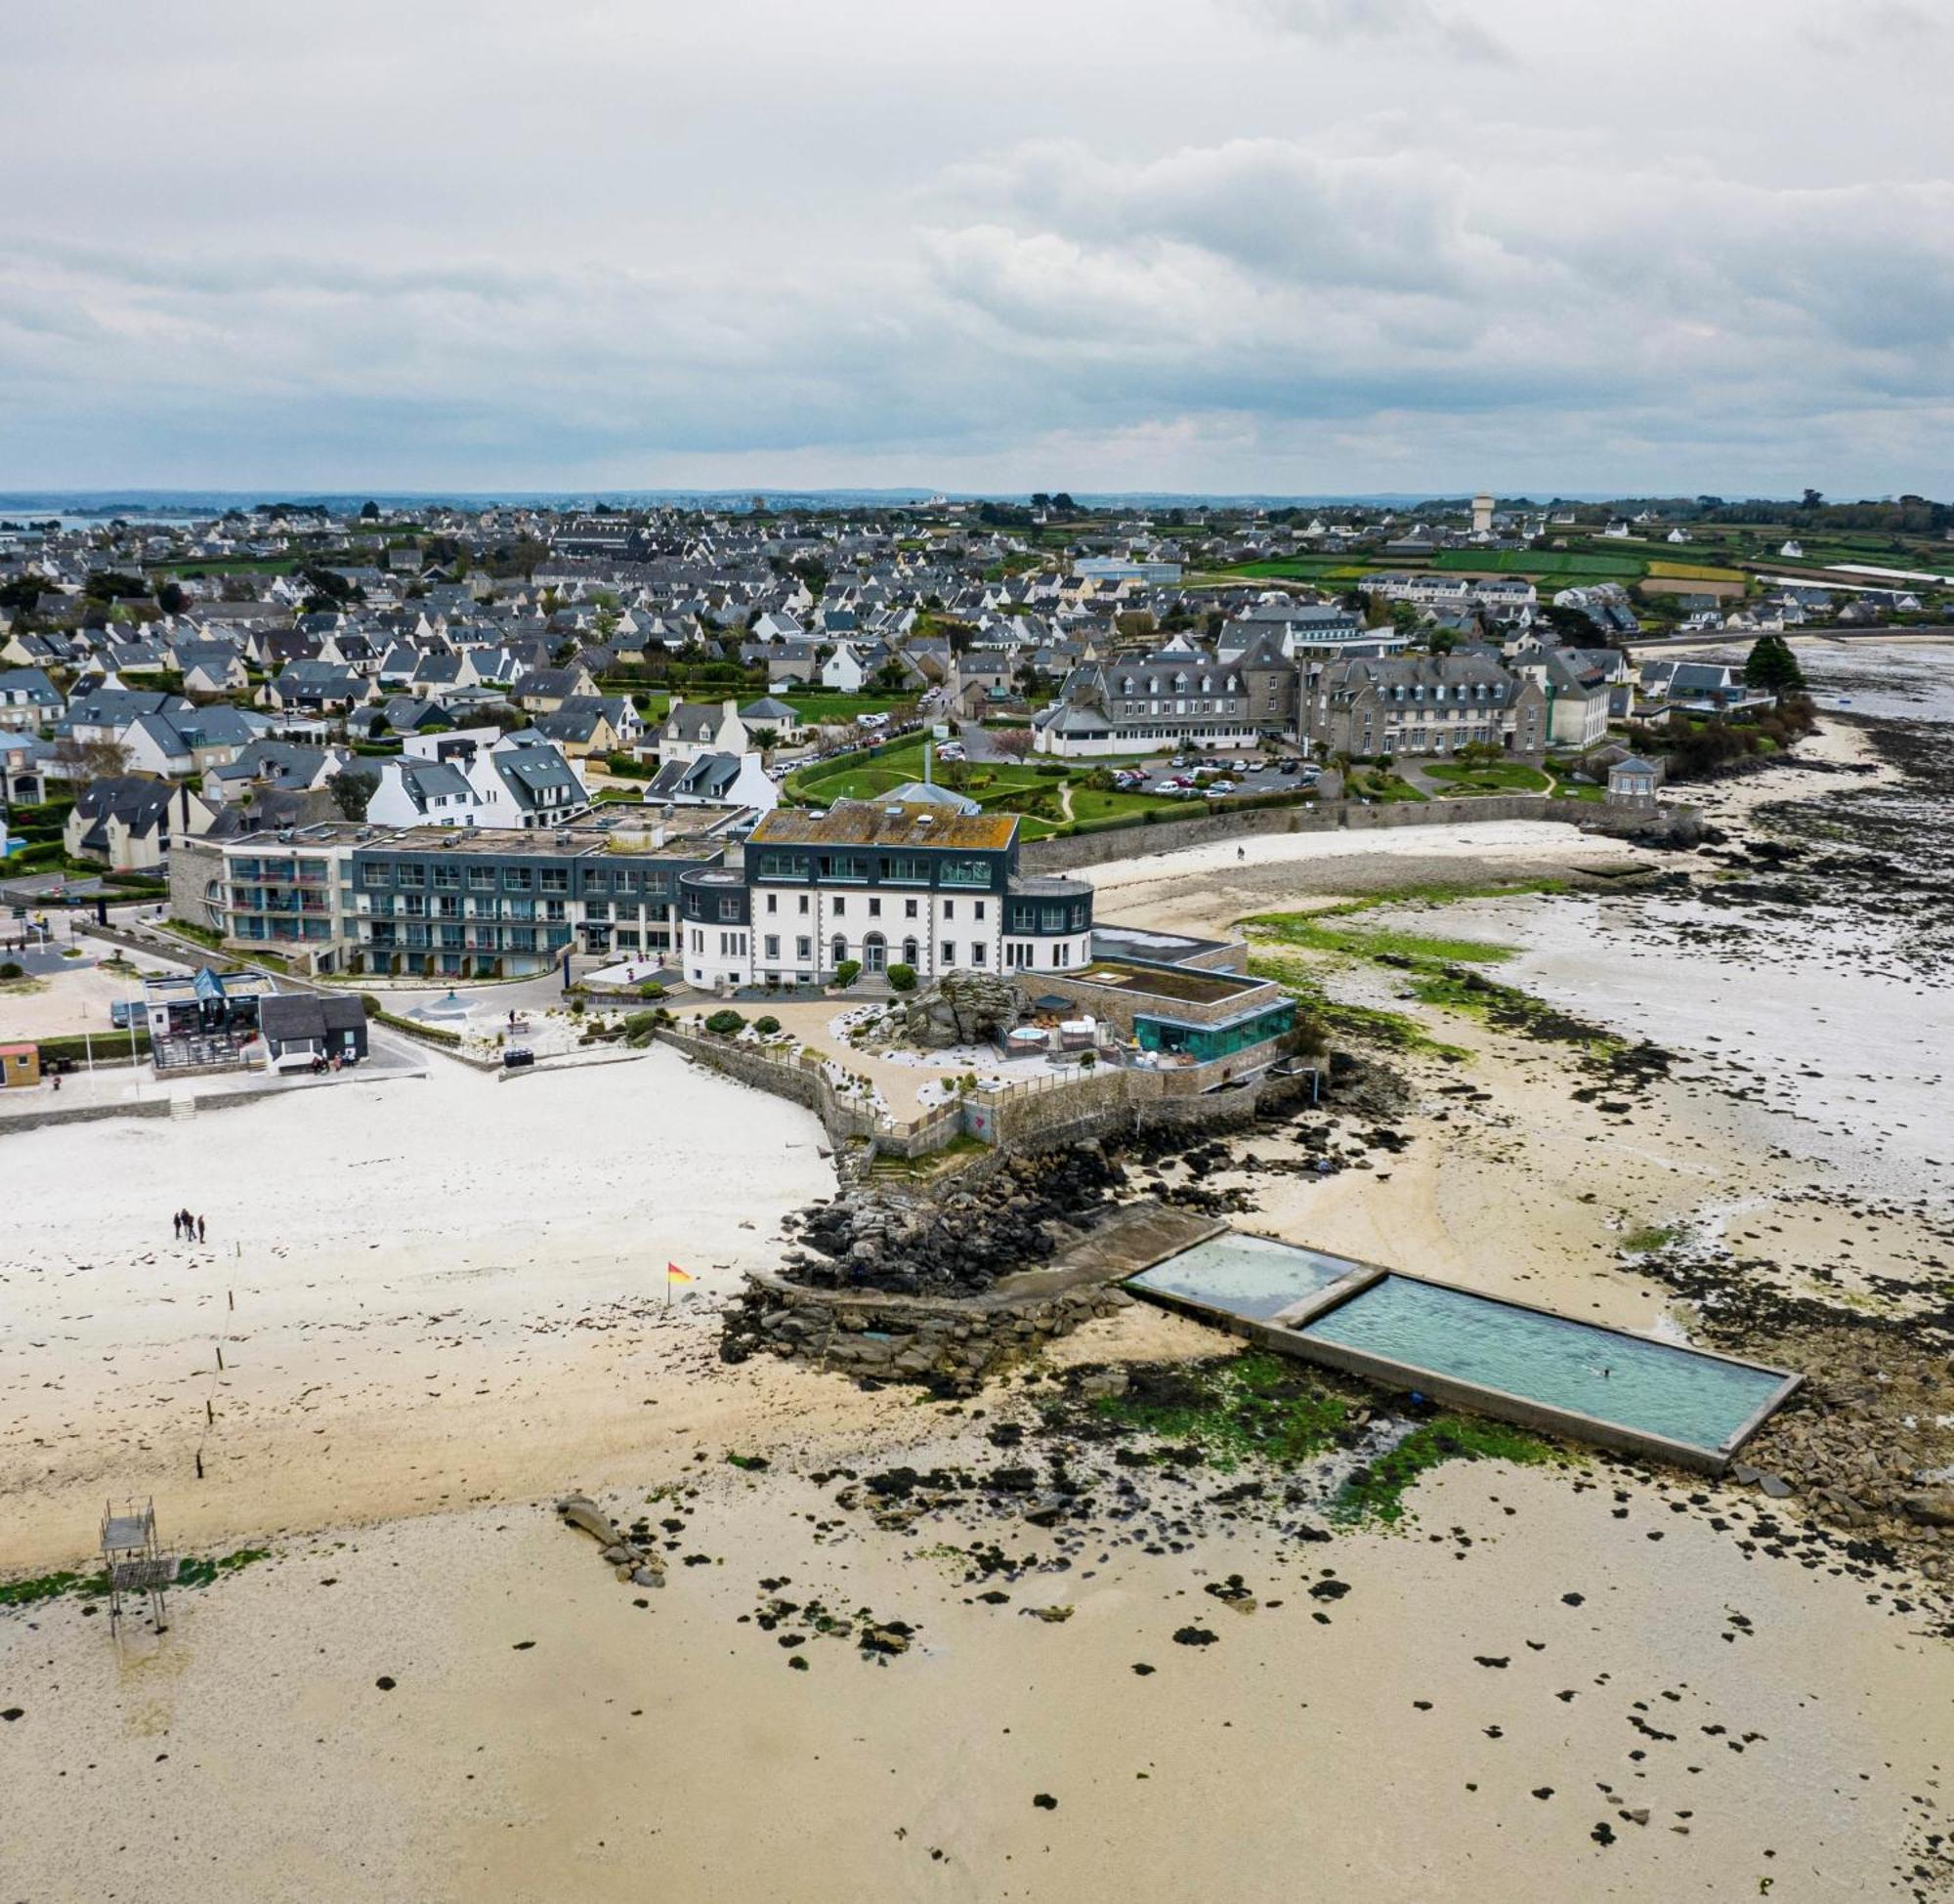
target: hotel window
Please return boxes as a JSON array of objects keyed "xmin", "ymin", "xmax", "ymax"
[
  {"xmin": 974, "ymin": 902, "xmax": 986, "ymax": 921},
  {"xmin": 718, "ymin": 898, "xmax": 740, "ymax": 921},
  {"xmin": 504, "ymin": 867, "xmax": 532, "ymax": 892},
  {"xmin": 797, "ymin": 895, "xmax": 809, "ymax": 914},
  {"xmin": 868, "ymin": 898, "xmax": 880, "ymax": 918},
  {"xmin": 540, "ymin": 868, "xmax": 568, "ymax": 894},
  {"xmin": 832, "ymin": 898, "xmax": 845, "ymax": 916},
  {"xmin": 397, "ymin": 865, "xmax": 425, "ymax": 889},
  {"xmin": 905, "ymin": 899, "xmax": 918, "ymax": 918},
  {"xmin": 942, "ymin": 901, "xmax": 954, "ymax": 919},
  {"xmin": 795, "ymin": 936, "xmax": 812, "ymax": 959},
  {"xmin": 764, "ymin": 934, "xmax": 780, "ymax": 958},
  {"xmin": 467, "ymin": 867, "xmax": 496, "ymax": 891},
  {"xmin": 765, "ymin": 893, "xmax": 778, "ymax": 913},
  {"xmin": 942, "ymin": 943, "xmax": 956, "ymax": 966},
  {"xmin": 968, "ymin": 940, "xmax": 987, "ymax": 966}
]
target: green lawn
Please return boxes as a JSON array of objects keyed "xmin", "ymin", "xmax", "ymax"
[
  {"xmin": 1345, "ymin": 767, "xmax": 1426, "ymax": 803},
  {"xmin": 1423, "ymin": 761, "xmax": 1551, "ymax": 796},
  {"xmin": 779, "ymin": 693, "xmax": 915, "ymax": 723},
  {"xmin": 1431, "ymin": 548, "xmax": 1646, "ymax": 578}
]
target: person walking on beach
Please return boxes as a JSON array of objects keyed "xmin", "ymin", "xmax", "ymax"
[
  {"xmin": 172, "ymin": 1211, "xmax": 182, "ymax": 1240},
  {"xmin": 196, "ymin": 1214, "xmax": 206, "ymax": 1245}
]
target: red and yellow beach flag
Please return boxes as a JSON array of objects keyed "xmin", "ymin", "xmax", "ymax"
[{"xmin": 666, "ymin": 1262, "xmax": 693, "ymax": 1284}]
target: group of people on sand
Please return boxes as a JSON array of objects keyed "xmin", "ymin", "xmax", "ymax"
[{"xmin": 172, "ymin": 1208, "xmax": 206, "ymax": 1244}]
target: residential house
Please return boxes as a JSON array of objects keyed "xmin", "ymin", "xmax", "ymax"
[
  {"xmin": 658, "ymin": 697, "xmax": 748, "ymax": 764},
  {"xmin": 1512, "ymin": 647, "xmax": 1614, "ymax": 749},
  {"xmin": 365, "ymin": 756, "xmax": 484, "ymax": 828},
  {"xmin": 737, "ymin": 697, "xmax": 804, "ymax": 745},
  {"xmin": 0, "ymin": 667, "xmax": 63, "ymax": 730},
  {"xmin": 64, "ymin": 776, "xmax": 216, "ymax": 873},
  {"xmin": 643, "ymin": 750, "xmax": 780, "ymax": 811}
]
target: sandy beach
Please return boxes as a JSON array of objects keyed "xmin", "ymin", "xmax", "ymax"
[{"xmin": 5, "ymin": 656, "xmax": 1951, "ymax": 1903}]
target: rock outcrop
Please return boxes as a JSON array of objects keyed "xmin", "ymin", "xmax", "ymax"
[{"xmin": 898, "ymin": 969, "xmax": 1020, "ymax": 1048}]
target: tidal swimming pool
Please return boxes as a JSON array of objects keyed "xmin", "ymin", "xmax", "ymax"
[
  {"xmin": 1126, "ymin": 1234, "xmax": 1797, "ymax": 1463},
  {"xmin": 1298, "ymin": 1274, "xmax": 1791, "ymax": 1457}
]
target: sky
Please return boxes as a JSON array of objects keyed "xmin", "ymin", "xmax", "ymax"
[{"xmin": 2, "ymin": 0, "xmax": 1949, "ymax": 497}]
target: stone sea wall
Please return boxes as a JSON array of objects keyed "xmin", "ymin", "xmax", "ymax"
[{"xmin": 723, "ymin": 1268, "xmax": 1136, "ymax": 1386}]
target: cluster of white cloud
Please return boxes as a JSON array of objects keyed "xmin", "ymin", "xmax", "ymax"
[{"xmin": 0, "ymin": 0, "xmax": 1946, "ymax": 492}]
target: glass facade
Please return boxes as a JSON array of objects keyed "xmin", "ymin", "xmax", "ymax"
[{"xmin": 1134, "ymin": 1001, "xmax": 1296, "ymax": 1064}]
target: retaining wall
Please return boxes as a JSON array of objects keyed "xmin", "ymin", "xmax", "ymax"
[
  {"xmin": 725, "ymin": 1267, "xmax": 1136, "ymax": 1386},
  {"xmin": 1022, "ymin": 793, "xmax": 1693, "ymax": 873}
]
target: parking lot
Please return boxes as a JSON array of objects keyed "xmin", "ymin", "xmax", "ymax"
[{"xmin": 1115, "ymin": 752, "xmax": 1320, "ymax": 803}]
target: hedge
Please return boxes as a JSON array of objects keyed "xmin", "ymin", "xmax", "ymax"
[
  {"xmin": 33, "ymin": 1029, "xmax": 152, "ymax": 1067},
  {"xmin": 374, "ymin": 1010, "xmax": 461, "ymax": 1047}
]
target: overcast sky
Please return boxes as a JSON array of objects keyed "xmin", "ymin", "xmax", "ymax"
[{"xmin": 3, "ymin": 0, "xmax": 1948, "ymax": 495}]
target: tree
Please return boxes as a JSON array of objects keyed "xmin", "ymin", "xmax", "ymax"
[
  {"xmin": 53, "ymin": 736, "xmax": 132, "ymax": 782},
  {"xmin": 749, "ymin": 726, "xmax": 781, "ymax": 753},
  {"xmin": 325, "ymin": 767, "xmax": 379, "ymax": 822},
  {"xmin": 360, "ymin": 500, "xmax": 380, "ymax": 521},
  {"xmin": 991, "ymin": 728, "xmax": 1037, "ymax": 761},
  {"xmin": 1743, "ymin": 635, "xmax": 1806, "ymax": 700},
  {"xmin": 1801, "ymin": 487, "xmax": 1824, "ymax": 511},
  {"xmin": 155, "ymin": 580, "xmax": 189, "ymax": 615}
]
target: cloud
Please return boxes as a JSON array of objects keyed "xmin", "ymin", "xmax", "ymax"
[
  {"xmin": 0, "ymin": 0, "xmax": 1946, "ymax": 493},
  {"xmin": 1224, "ymin": 0, "xmax": 1514, "ymax": 63}
]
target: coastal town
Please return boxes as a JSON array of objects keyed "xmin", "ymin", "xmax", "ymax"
[{"xmin": 3, "ymin": 487, "xmax": 1952, "ymax": 1901}]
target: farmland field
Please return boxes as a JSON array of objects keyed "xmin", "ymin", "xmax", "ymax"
[{"xmin": 1430, "ymin": 548, "xmax": 1646, "ymax": 578}]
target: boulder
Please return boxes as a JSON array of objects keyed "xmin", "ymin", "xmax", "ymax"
[{"xmin": 899, "ymin": 969, "xmax": 1021, "ymax": 1048}]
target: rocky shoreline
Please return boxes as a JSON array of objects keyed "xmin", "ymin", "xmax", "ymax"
[{"xmin": 715, "ymin": 698, "xmax": 1953, "ymax": 1607}]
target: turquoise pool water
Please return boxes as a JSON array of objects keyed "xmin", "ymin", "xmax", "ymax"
[
  {"xmin": 1298, "ymin": 1275, "xmax": 1789, "ymax": 1454},
  {"xmin": 1128, "ymin": 1233, "xmax": 1359, "ymax": 1322}
]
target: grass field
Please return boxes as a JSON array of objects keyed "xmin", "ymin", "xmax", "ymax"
[
  {"xmin": 1422, "ymin": 761, "xmax": 1551, "ymax": 796},
  {"xmin": 779, "ymin": 693, "xmax": 915, "ymax": 723},
  {"xmin": 1224, "ymin": 559, "xmax": 1371, "ymax": 582},
  {"xmin": 1646, "ymin": 559, "xmax": 1750, "ymax": 582},
  {"xmin": 787, "ymin": 735, "xmax": 1222, "ymax": 835},
  {"xmin": 1430, "ymin": 548, "xmax": 1646, "ymax": 578}
]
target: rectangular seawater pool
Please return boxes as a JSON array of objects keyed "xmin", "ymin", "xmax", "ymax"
[
  {"xmin": 1126, "ymin": 1234, "xmax": 1800, "ymax": 1471},
  {"xmin": 1126, "ymin": 1231, "xmax": 1359, "ymax": 1321}
]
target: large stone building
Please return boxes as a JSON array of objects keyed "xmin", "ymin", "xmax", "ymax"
[
  {"xmin": 1301, "ymin": 654, "xmax": 1546, "ymax": 760},
  {"xmin": 1034, "ymin": 651, "xmax": 1257, "ymax": 757}
]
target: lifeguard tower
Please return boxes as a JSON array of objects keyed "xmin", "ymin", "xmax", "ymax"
[{"xmin": 100, "ymin": 1500, "xmax": 177, "ymax": 1635}]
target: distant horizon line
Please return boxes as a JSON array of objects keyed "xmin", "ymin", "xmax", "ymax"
[{"xmin": 0, "ymin": 486, "xmax": 1876, "ymax": 511}]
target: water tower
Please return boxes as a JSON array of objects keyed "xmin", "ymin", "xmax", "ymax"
[{"xmin": 1471, "ymin": 493, "xmax": 1496, "ymax": 536}]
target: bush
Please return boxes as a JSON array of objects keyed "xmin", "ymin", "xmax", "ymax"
[
  {"xmin": 753, "ymin": 1014, "xmax": 782, "ymax": 1036},
  {"xmin": 361, "ymin": 993, "xmax": 383, "ymax": 1019},
  {"xmin": 886, "ymin": 962, "xmax": 917, "ymax": 993},
  {"xmin": 606, "ymin": 750, "xmax": 655, "ymax": 778},
  {"xmin": 1034, "ymin": 762, "xmax": 1069, "ymax": 778},
  {"xmin": 0, "ymin": 960, "xmax": 23, "ymax": 981},
  {"xmin": 636, "ymin": 981, "xmax": 665, "ymax": 999},
  {"xmin": 834, "ymin": 958, "xmax": 862, "ymax": 988},
  {"xmin": 703, "ymin": 1008, "xmax": 746, "ymax": 1037}
]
